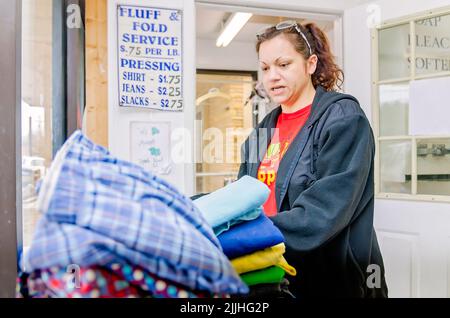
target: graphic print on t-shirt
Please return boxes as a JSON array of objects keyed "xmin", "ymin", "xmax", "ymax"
[{"xmin": 258, "ymin": 105, "xmax": 312, "ymax": 216}]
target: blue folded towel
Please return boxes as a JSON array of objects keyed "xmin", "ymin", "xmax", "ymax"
[
  {"xmin": 218, "ymin": 213, "xmax": 285, "ymax": 259},
  {"xmin": 193, "ymin": 175, "xmax": 269, "ymax": 229}
]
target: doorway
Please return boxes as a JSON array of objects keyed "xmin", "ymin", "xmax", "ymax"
[
  {"xmin": 194, "ymin": 3, "xmax": 343, "ymax": 194},
  {"xmin": 195, "ymin": 70, "xmax": 256, "ymax": 193}
]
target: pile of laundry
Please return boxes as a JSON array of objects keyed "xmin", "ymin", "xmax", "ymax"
[
  {"xmin": 193, "ymin": 176, "xmax": 296, "ymax": 298},
  {"xmin": 17, "ymin": 131, "xmax": 248, "ymax": 298}
]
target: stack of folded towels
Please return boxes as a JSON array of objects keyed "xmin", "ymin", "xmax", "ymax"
[{"xmin": 193, "ymin": 176, "xmax": 296, "ymax": 298}]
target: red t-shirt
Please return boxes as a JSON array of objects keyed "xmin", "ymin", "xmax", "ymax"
[{"xmin": 257, "ymin": 105, "xmax": 312, "ymax": 216}]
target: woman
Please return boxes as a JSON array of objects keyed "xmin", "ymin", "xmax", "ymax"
[{"xmin": 238, "ymin": 20, "xmax": 388, "ymax": 298}]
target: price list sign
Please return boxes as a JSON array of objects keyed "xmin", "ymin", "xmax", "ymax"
[{"xmin": 117, "ymin": 5, "xmax": 183, "ymax": 111}]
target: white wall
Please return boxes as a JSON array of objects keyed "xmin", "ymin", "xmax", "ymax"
[
  {"xmin": 368, "ymin": 0, "xmax": 450, "ymax": 21},
  {"xmin": 343, "ymin": 4, "xmax": 373, "ymax": 119},
  {"xmin": 108, "ymin": 0, "xmax": 196, "ymax": 195}
]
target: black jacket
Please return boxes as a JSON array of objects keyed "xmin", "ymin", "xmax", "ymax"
[{"xmin": 238, "ymin": 86, "xmax": 388, "ymax": 298}]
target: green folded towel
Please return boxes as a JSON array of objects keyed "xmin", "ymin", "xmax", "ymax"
[{"xmin": 241, "ymin": 266, "xmax": 285, "ymax": 286}]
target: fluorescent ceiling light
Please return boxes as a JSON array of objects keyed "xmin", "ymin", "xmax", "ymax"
[{"xmin": 216, "ymin": 12, "xmax": 253, "ymax": 47}]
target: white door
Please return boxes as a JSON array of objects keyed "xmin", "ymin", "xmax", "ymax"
[{"xmin": 375, "ymin": 199, "xmax": 450, "ymax": 298}]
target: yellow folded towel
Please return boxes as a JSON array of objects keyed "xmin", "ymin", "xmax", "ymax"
[
  {"xmin": 231, "ymin": 243, "xmax": 296, "ymax": 276},
  {"xmin": 277, "ymin": 256, "xmax": 297, "ymax": 276}
]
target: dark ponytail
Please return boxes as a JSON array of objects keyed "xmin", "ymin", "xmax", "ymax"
[
  {"xmin": 256, "ymin": 21, "xmax": 344, "ymax": 91},
  {"xmin": 303, "ymin": 23, "xmax": 344, "ymax": 91}
]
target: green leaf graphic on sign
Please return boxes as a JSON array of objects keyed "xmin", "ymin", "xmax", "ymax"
[
  {"xmin": 149, "ymin": 147, "xmax": 161, "ymax": 156},
  {"xmin": 152, "ymin": 127, "xmax": 160, "ymax": 136}
]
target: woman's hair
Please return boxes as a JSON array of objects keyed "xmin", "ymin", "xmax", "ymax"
[{"xmin": 256, "ymin": 22, "xmax": 344, "ymax": 91}]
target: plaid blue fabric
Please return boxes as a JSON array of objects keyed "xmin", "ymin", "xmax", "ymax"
[{"xmin": 22, "ymin": 131, "xmax": 248, "ymax": 294}]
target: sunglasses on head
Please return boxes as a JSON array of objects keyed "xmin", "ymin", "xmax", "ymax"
[{"xmin": 256, "ymin": 20, "xmax": 313, "ymax": 56}]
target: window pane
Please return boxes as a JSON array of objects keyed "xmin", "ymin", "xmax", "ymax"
[
  {"xmin": 380, "ymin": 140, "xmax": 412, "ymax": 194},
  {"xmin": 414, "ymin": 14, "xmax": 450, "ymax": 76},
  {"xmin": 379, "ymin": 24, "xmax": 411, "ymax": 81},
  {"xmin": 379, "ymin": 83, "xmax": 409, "ymax": 136},
  {"xmin": 417, "ymin": 138, "xmax": 450, "ymax": 196},
  {"xmin": 21, "ymin": 0, "xmax": 53, "ymax": 250}
]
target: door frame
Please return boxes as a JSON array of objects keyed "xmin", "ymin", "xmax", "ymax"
[
  {"xmin": 0, "ymin": 0, "xmax": 86, "ymax": 297},
  {"xmin": 0, "ymin": 0, "xmax": 21, "ymax": 298}
]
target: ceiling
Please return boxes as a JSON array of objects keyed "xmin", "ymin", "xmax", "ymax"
[
  {"xmin": 196, "ymin": 7, "xmax": 335, "ymax": 43},
  {"xmin": 196, "ymin": 1, "xmax": 374, "ymax": 43}
]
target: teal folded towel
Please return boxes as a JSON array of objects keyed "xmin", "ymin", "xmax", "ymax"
[
  {"xmin": 193, "ymin": 176, "xmax": 270, "ymax": 229},
  {"xmin": 213, "ymin": 207, "xmax": 262, "ymax": 236}
]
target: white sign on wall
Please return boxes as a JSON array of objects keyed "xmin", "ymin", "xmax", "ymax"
[
  {"xmin": 130, "ymin": 121, "xmax": 172, "ymax": 175},
  {"xmin": 117, "ymin": 5, "xmax": 183, "ymax": 111},
  {"xmin": 409, "ymin": 76, "xmax": 450, "ymax": 136}
]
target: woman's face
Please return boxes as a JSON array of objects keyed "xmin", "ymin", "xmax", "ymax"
[{"xmin": 259, "ymin": 34, "xmax": 316, "ymax": 108}]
